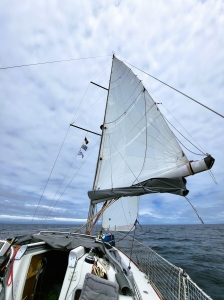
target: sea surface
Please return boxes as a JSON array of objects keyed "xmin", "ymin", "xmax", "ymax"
[{"xmin": 0, "ymin": 223, "xmax": 223, "ymax": 299}]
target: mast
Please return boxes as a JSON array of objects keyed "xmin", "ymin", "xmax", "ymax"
[{"xmin": 86, "ymin": 54, "xmax": 115, "ymax": 234}]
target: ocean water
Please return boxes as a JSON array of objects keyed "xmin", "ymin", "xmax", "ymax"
[{"xmin": 0, "ymin": 223, "xmax": 223, "ymax": 299}]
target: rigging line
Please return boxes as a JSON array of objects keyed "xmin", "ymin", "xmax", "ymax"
[
  {"xmin": 175, "ymin": 135, "xmax": 204, "ymax": 156},
  {"xmin": 71, "ymin": 83, "xmax": 91, "ymax": 124},
  {"xmin": 73, "ymin": 94, "xmax": 105, "ymax": 123},
  {"xmin": 123, "ymin": 60, "xmax": 224, "ymax": 119},
  {"xmin": 0, "ymin": 54, "xmax": 111, "ymax": 70},
  {"xmin": 31, "ymin": 125, "xmax": 71, "ymax": 223},
  {"xmin": 161, "ymin": 103, "xmax": 206, "ymax": 154},
  {"xmin": 208, "ymin": 169, "xmax": 218, "ymax": 184},
  {"xmin": 164, "ymin": 116, "xmax": 206, "ymax": 155},
  {"xmin": 71, "ymin": 62, "xmax": 111, "ymax": 125},
  {"xmin": 147, "ymin": 86, "xmax": 206, "ymax": 154},
  {"xmin": 92, "ymin": 62, "xmax": 112, "ymax": 81},
  {"xmin": 88, "ymin": 201, "xmax": 109, "ymax": 234},
  {"xmin": 74, "ymin": 198, "xmax": 118, "ymax": 234},
  {"xmin": 116, "ymin": 222, "xmax": 136, "ymax": 242},
  {"xmin": 128, "ymin": 220, "xmax": 137, "ymax": 269},
  {"xmin": 36, "ymin": 62, "xmax": 110, "ymax": 221},
  {"xmin": 43, "ymin": 137, "xmax": 100, "ymax": 222},
  {"xmin": 41, "ymin": 138, "xmax": 83, "ymax": 223},
  {"xmin": 184, "ymin": 197, "xmax": 204, "ymax": 224},
  {"xmin": 32, "ymin": 62, "xmax": 111, "ymax": 220}
]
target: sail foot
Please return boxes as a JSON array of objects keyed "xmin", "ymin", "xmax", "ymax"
[{"xmin": 88, "ymin": 177, "xmax": 189, "ymax": 204}]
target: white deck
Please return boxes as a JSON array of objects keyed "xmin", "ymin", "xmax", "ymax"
[
  {"xmin": 118, "ymin": 250, "xmax": 160, "ymax": 300},
  {"xmin": 3, "ymin": 242, "xmax": 160, "ymax": 300}
]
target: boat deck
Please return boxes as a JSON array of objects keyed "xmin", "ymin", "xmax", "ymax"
[
  {"xmin": 2, "ymin": 235, "xmax": 160, "ymax": 300},
  {"xmin": 1, "ymin": 232, "xmax": 213, "ymax": 300}
]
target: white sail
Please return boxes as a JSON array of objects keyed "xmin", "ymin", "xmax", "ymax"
[
  {"xmin": 102, "ymin": 196, "xmax": 139, "ymax": 231},
  {"xmin": 94, "ymin": 57, "xmax": 188, "ymax": 192},
  {"xmin": 87, "ymin": 56, "xmax": 214, "ymax": 229}
]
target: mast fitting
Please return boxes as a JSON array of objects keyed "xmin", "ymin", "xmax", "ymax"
[{"xmin": 90, "ymin": 81, "xmax": 108, "ymax": 90}]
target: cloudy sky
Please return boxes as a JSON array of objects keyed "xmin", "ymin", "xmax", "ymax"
[{"xmin": 0, "ymin": 0, "xmax": 223, "ymax": 225}]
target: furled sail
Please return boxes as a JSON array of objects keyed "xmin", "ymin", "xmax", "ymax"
[
  {"xmin": 102, "ymin": 196, "xmax": 139, "ymax": 231},
  {"xmin": 88, "ymin": 56, "xmax": 214, "ymax": 204}
]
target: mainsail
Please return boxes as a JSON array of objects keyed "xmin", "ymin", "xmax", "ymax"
[
  {"xmin": 87, "ymin": 56, "xmax": 214, "ymax": 230},
  {"xmin": 89, "ymin": 56, "xmax": 190, "ymax": 202}
]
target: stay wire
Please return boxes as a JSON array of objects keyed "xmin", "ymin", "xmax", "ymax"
[
  {"xmin": 41, "ymin": 138, "xmax": 84, "ymax": 223},
  {"xmin": 123, "ymin": 60, "xmax": 224, "ymax": 119},
  {"xmin": 175, "ymin": 136, "xmax": 205, "ymax": 156},
  {"xmin": 72, "ymin": 94, "xmax": 105, "ymax": 123},
  {"xmin": 73, "ymin": 198, "xmax": 118, "ymax": 234},
  {"xmin": 71, "ymin": 61, "xmax": 111, "ymax": 125},
  {"xmin": 33, "ymin": 106, "xmax": 81, "ymax": 223},
  {"xmin": 147, "ymin": 91, "xmax": 218, "ymax": 184},
  {"xmin": 184, "ymin": 197, "xmax": 204, "ymax": 224},
  {"xmin": 43, "ymin": 137, "xmax": 100, "ymax": 222},
  {"xmin": 116, "ymin": 219, "xmax": 142, "ymax": 244},
  {"xmin": 128, "ymin": 221, "xmax": 137, "ymax": 269},
  {"xmin": 33, "ymin": 60, "xmax": 111, "ymax": 223},
  {"xmin": 0, "ymin": 54, "xmax": 111, "ymax": 70},
  {"xmin": 161, "ymin": 103, "xmax": 207, "ymax": 154},
  {"xmin": 163, "ymin": 116, "xmax": 206, "ymax": 156},
  {"xmin": 208, "ymin": 170, "xmax": 218, "ymax": 184},
  {"xmin": 116, "ymin": 222, "xmax": 136, "ymax": 243},
  {"xmin": 31, "ymin": 125, "xmax": 71, "ymax": 223}
]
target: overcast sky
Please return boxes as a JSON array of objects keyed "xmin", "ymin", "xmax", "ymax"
[{"xmin": 0, "ymin": 0, "xmax": 223, "ymax": 225}]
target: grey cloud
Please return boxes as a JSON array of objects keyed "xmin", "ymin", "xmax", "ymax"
[{"xmin": 0, "ymin": 0, "xmax": 223, "ymax": 224}]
